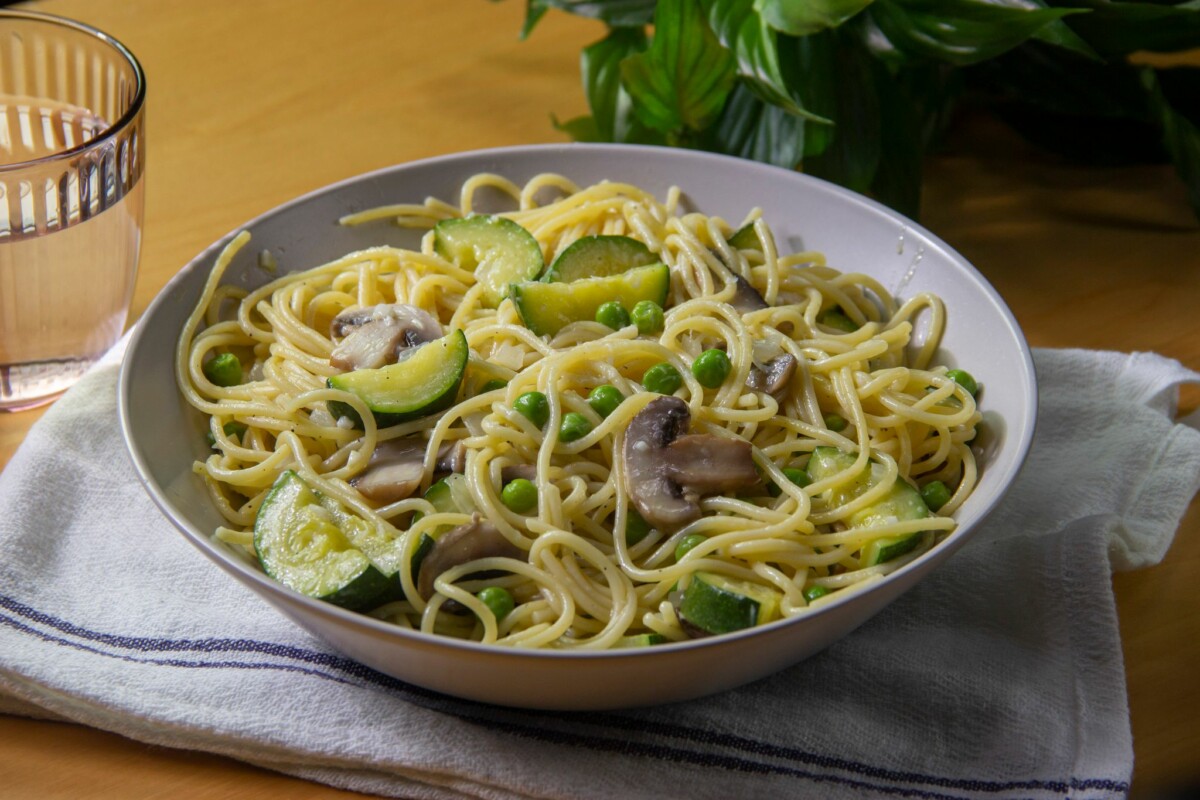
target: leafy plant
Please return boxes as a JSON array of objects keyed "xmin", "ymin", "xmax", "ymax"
[{"xmin": 517, "ymin": 0, "xmax": 1200, "ymax": 221}]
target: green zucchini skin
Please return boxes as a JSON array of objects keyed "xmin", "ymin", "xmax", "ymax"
[
  {"xmin": 254, "ymin": 470, "xmax": 393, "ymax": 611},
  {"xmin": 615, "ymin": 633, "xmax": 668, "ymax": 648},
  {"xmin": 727, "ymin": 223, "xmax": 760, "ymax": 250},
  {"xmin": 434, "ymin": 215, "xmax": 544, "ymax": 307},
  {"xmin": 679, "ymin": 572, "xmax": 781, "ymax": 635},
  {"xmin": 327, "ymin": 329, "xmax": 469, "ymax": 426},
  {"xmin": 511, "ymin": 263, "xmax": 670, "ymax": 337},
  {"xmin": 542, "ymin": 235, "xmax": 656, "ymax": 283},
  {"xmin": 806, "ymin": 446, "xmax": 932, "ymax": 567}
]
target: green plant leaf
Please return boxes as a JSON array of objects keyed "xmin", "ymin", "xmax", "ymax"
[
  {"xmin": 870, "ymin": 63, "xmax": 936, "ymax": 217},
  {"xmin": 523, "ymin": 0, "xmax": 656, "ymax": 35},
  {"xmin": 707, "ymin": 80, "xmax": 806, "ymax": 167},
  {"xmin": 581, "ymin": 28, "xmax": 650, "ymax": 141},
  {"xmin": 552, "ymin": 113, "xmax": 604, "ymax": 141},
  {"xmin": 1052, "ymin": 0, "xmax": 1200, "ymax": 57},
  {"xmin": 801, "ymin": 32, "xmax": 881, "ymax": 193},
  {"xmin": 1019, "ymin": 0, "xmax": 1099, "ymax": 59},
  {"xmin": 756, "ymin": 0, "xmax": 877, "ymax": 35},
  {"xmin": 520, "ymin": 0, "xmax": 551, "ymax": 39},
  {"xmin": 867, "ymin": 0, "xmax": 1087, "ymax": 66},
  {"xmin": 1142, "ymin": 67, "xmax": 1200, "ymax": 218},
  {"xmin": 620, "ymin": 0, "xmax": 739, "ymax": 138},
  {"xmin": 704, "ymin": 0, "xmax": 831, "ymax": 122},
  {"xmin": 778, "ymin": 31, "xmax": 841, "ymax": 159}
]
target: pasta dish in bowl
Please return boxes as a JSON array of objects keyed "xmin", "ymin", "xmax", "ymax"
[{"xmin": 122, "ymin": 145, "xmax": 1035, "ymax": 708}]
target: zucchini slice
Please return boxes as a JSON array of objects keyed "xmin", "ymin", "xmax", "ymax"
[
  {"xmin": 434, "ymin": 215, "xmax": 544, "ymax": 307},
  {"xmin": 727, "ymin": 223, "xmax": 760, "ymax": 250},
  {"xmin": 511, "ymin": 262, "xmax": 670, "ymax": 337},
  {"xmin": 542, "ymin": 235, "xmax": 656, "ymax": 283},
  {"xmin": 254, "ymin": 470, "xmax": 392, "ymax": 611},
  {"xmin": 423, "ymin": 473, "xmax": 476, "ymax": 517},
  {"xmin": 328, "ymin": 330, "xmax": 468, "ymax": 423},
  {"xmin": 806, "ymin": 446, "xmax": 931, "ymax": 567},
  {"xmin": 615, "ymin": 633, "xmax": 668, "ymax": 648},
  {"xmin": 679, "ymin": 572, "xmax": 781, "ymax": 635}
]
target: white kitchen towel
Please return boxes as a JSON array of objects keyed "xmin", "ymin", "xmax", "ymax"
[{"xmin": 1, "ymin": 343, "xmax": 1199, "ymax": 800}]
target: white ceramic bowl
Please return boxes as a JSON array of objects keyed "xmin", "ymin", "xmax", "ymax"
[{"xmin": 119, "ymin": 144, "xmax": 1037, "ymax": 710}]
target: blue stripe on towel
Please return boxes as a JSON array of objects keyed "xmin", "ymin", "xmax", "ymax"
[{"xmin": 0, "ymin": 593, "xmax": 1128, "ymax": 798}]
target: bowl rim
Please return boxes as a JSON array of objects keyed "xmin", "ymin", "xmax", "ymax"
[{"xmin": 119, "ymin": 142, "xmax": 1038, "ymax": 661}]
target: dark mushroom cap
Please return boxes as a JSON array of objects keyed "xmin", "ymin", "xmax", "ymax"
[
  {"xmin": 729, "ymin": 275, "xmax": 769, "ymax": 313},
  {"xmin": 435, "ymin": 440, "xmax": 467, "ymax": 475},
  {"xmin": 747, "ymin": 354, "xmax": 797, "ymax": 400},
  {"xmin": 416, "ymin": 513, "xmax": 522, "ymax": 601},
  {"xmin": 664, "ymin": 435, "xmax": 758, "ymax": 496},
  {"xmin": 622, "ymin": 396, "xmax": 759, "ymax": 529},
  {"xmin": 350, "ymin": 438, "xmax": 466, "ymax": 507},
  {"xmin": 350, "ymin": 438, "xmax": 428, "ymax": 505},
  {"xmin": 622, "ymin": 397, "xmax": 697, "ymax": 529}
]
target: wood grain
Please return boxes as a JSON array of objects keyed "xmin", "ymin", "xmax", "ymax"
[{"xmin": 2, "ymin": 0, "xmax": 1197, "ymax": 797}]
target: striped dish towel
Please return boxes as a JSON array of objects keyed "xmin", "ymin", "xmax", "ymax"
[{"xmin": 1, "ymin": 342, "xmax": 1198, "ymax": 800}]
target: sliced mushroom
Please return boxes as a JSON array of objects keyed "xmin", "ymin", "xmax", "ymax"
[
  {"xmin": 729, "ymin": 275, "xmax": 768, "ymax": 313},
  {"xmin": 746, "ymin": 354, "xmax": 797, "ymax": 401},
  {"xmin": 350, "ymin": 438, "xmax": 427, "ymax": 505},
  {"xmin": 621, "ymin": 396, "xmax": 758, "ymax": 530},
  {"xmin": 351, "ymin": 438, "xmax": 467, "ymax": 505},
  {"xmin": 500, "ymin": 464, "xmax": 537, "ymax": 484},
  {"xmin": 435, "ymin": 440, "xmax": 467, "ymax": 475},
  {"xmin": 329, "ymin": 303, "xmax": 442, "ymax": 371},
  {"xmin": 416, "ymin": 513, "xmax": 523, "ymax": 601},
  {"xmin": 663, "ymin": 435, "xmax": 758, "ymax": 495}
]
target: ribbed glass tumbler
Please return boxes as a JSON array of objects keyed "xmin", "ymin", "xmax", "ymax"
[{"xmin": 0, "ymin": 10, "xmax": 145, "ymax": 410}]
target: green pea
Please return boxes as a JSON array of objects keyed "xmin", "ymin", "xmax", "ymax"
[
  {"xmin": 767, "ymin": 466, "xmax": 811, "ymax": 497},
  {"xmin": 501, "ymin": 478, "xmax": 538, "ymax": 513},
  {"xmin": 559, "ymin": 411, "xmax": 593, "ymax": 443},
  {"xmin": 824, "ymin": 413, "xmax": 847, "ymax": 432},
  {"xmin": 921, "ymin": 479, "xmax": 951, "ymax": 512},
  {"xmin": 203, "ymin": 352, "xmax": 242, "ymax": 387},
  {"xmin": 476, "ymin": 586, "xmax": 515, "ymax": 621},
  {"xmin": 478, "ymin": 378, "xmax": 508, "ymax": 395},
  {"xmin": 803, "ymin": 584, "xmax": 829, "ymax": 603},
  {"xmin": 624, "ymin": 510, "xmax": 651, "ymax": 546},
  {"xmin": 587, "ymin": 384, "xmax": 624, "ymax": 418},
  {"xmin": 946, "ymin": 369, "xmax": 978, "ymax": 397},
  {"xmin": 691, "ymin": 348, "xmax": 731, "ymax": 389},
  {"xmin": 514, "ymin": 391, "xmax": 549, "ymax": 428},
  {"xmin": 674, "ymin": 534, "xmax": 707, "ymax": 562},
  {"xmin": 630, "ymin": 300, "xmax": 664, "ymax": 335},
  {"xmin": 595, "ymin": 301, "xmax": 631, "ymax": 331},
  {"xmin": 642, "ymin": 362, "xmax": 682, "ymax": 395},
  {"xmin": 818, "ymin": 308, "xmax": 858, "ymax": 333}
]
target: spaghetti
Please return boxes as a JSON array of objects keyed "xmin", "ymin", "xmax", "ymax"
[{"xmin": 177, "ymin": 173, "xmax": 980, "ymax": 649}]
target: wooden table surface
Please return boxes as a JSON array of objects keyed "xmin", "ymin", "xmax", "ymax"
[{"xmin": 2, "ymin": 0, "xmax": 1197, "ymax": 797}]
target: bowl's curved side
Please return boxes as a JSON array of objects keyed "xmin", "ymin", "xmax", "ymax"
[
  {"xmin": 255, "ymin": 554, "xmax": 943, "ymax": 710},
  {"xmin": 120, "ymin": 143, "xmax": 1037, "ymax": 710}
]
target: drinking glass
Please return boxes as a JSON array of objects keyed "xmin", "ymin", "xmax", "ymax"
[{"xmin": 0, "ymin": 10, "xmax": 146, "ymax": 410}]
